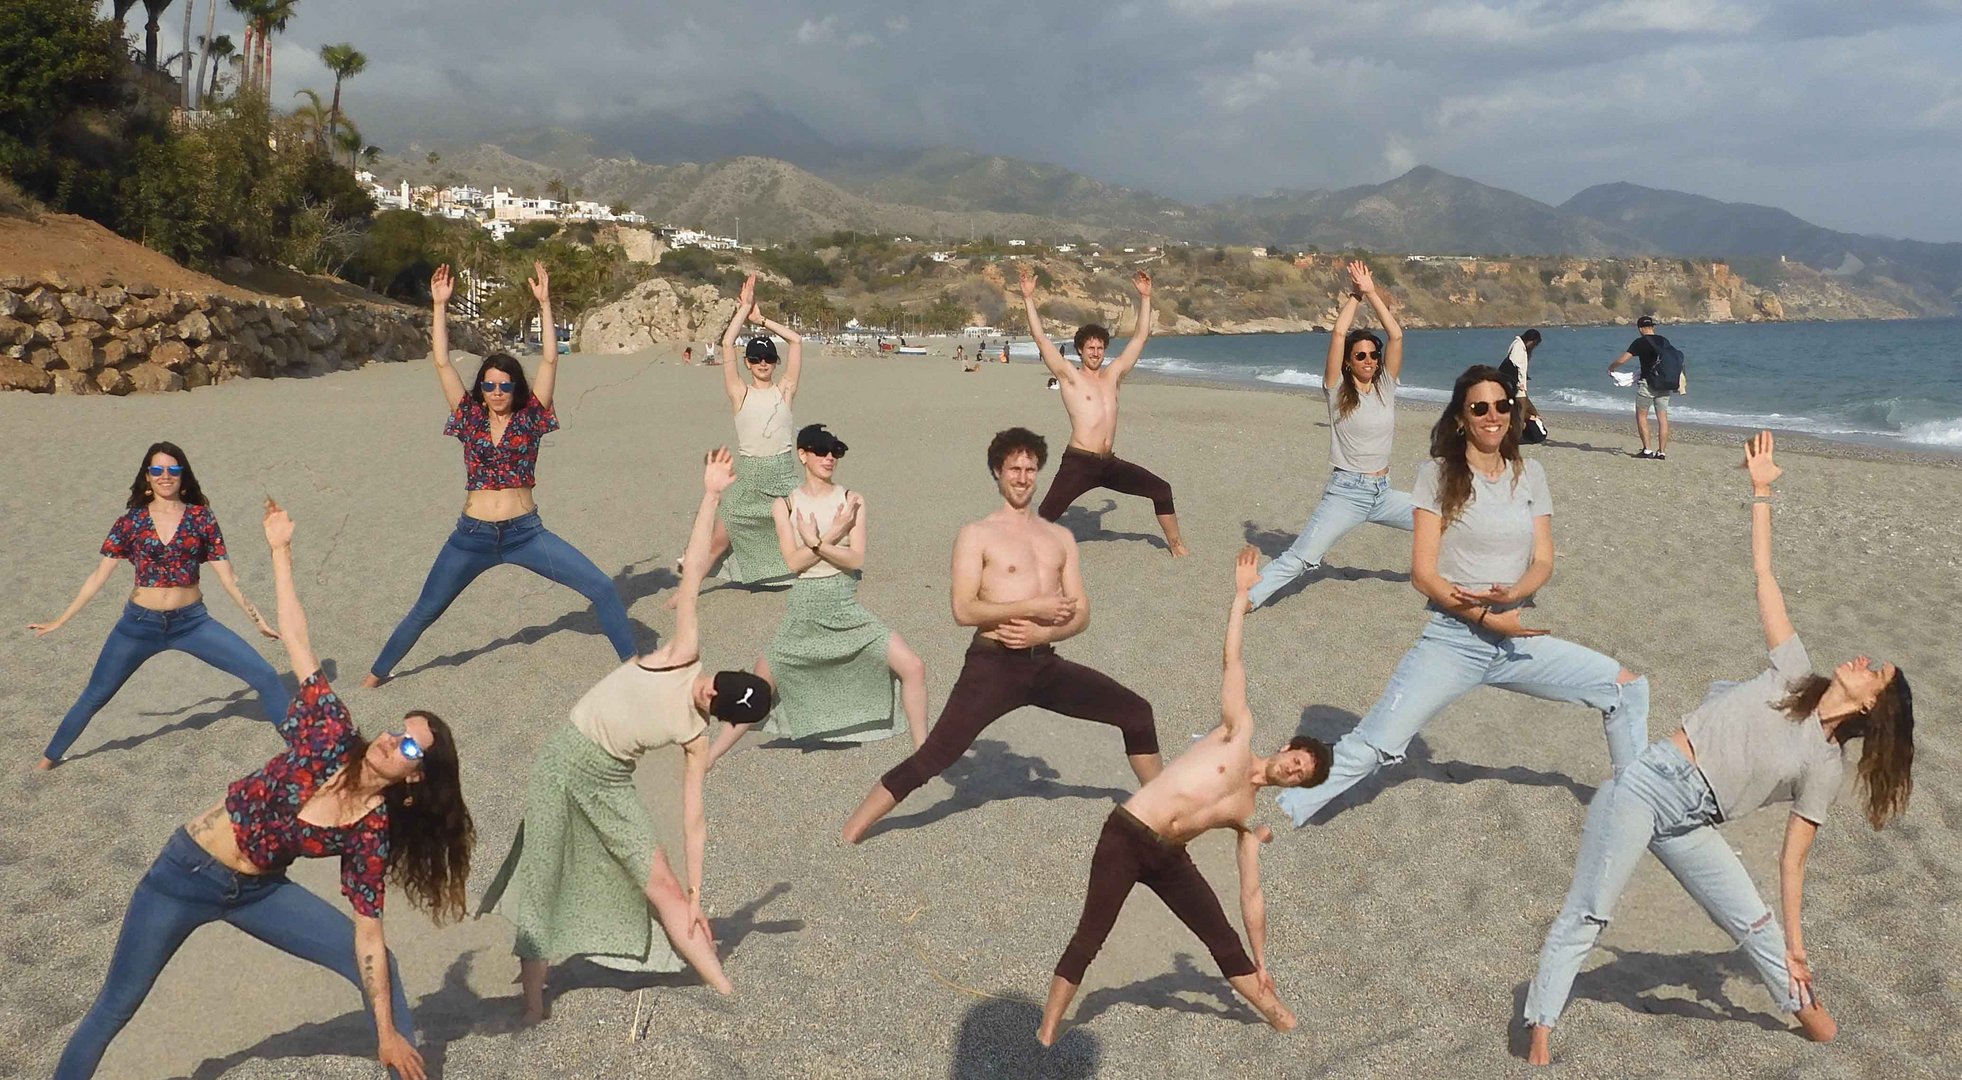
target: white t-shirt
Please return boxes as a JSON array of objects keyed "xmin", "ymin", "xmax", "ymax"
[
  {"xmin": 1412, "ymin": 458, "xmax": 1551, "ymax": 590},
  {"xmin": 1326, "ymin": 376, "xmax": 1397, "ymax": 474},
  {"xmin": 1506, "ymin": 338, "xmax": 1530, "ymax": 395},
  {"xmin": 1683, "ymin": 635, "xmax": 1846, "ymax": 825}
]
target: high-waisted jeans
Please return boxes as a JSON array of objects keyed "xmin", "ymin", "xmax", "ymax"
[
  {"xmin": 1249, "ymin": 469, "xmax": 1415, "ymax": 609},
  {"xmin": 1276, "ymin": 607, "xmax": 1648, "ymax": 826},
  {"xmin": 1524, "ymin": 740, "xmax": 1799, "ymax": 1028},
  {"xmin": 46, "ymin": 601, "xmax": 288, "ymax": 762},
  {"xmin": 370, "ymin": 510, "xmax": 636, "ymax": 678},
  {"xmin": 54, "ymin": 828, "xmax": 414, "ymax": 1079}
]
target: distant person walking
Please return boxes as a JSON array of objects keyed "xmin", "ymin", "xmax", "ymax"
[
  {"xmin": 1607, "ymin": 315, "xmax": 1681, "ymax": 459},
  {"xmin": 1247, "ymin": 260, "xmax": 1415, "ymax": 609},
  {"xmin": 1502, "ymin": 329, "xmax": 1548, "ymax": 444}
]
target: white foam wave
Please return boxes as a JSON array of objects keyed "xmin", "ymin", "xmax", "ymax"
[
  {"xmin": 1137, "ymin": 357, "xmax": 1211, "ymax": 375},
  {"xmin": 1255, "ymin": 368, "xmax": 1324, "ymax": 389}
]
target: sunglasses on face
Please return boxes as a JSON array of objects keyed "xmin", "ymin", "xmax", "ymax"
[
  {"xmin": 1351, "ymin": 350, "xmax": 1380, "ymax": 361},
  {"xmin": 1467, "ymin": 399, "xmax": 1515, "ymax": 417},
  {"xmin": 394, "ymin": 734, "xmax": 425, "ymax": 761},
  {"xmin": 805, "ymin": 446, "xmax": 845, "ymax": 459},
  {"xmin": 748, "ymin": 356, "xmax": 778, "ymax": 366},
  {"xmin": 481, "ymin": 380, "xmax": 514, "ymax": 393},
  {"xmin": 147, "ymin": 465, "xmax": 184, "ymax": 477}
]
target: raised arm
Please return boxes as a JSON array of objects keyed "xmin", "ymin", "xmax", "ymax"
[
  {"xmin": 750, "ymin": 305, "xmax": 803, "ymax": 402},
  {"xmin": 1778, "ymin": 811, "xmax": 1820, "ymax": 1009},
  {"xmin": 948, "ymin": 523, "xmax": 1077, "ymax": 630},
  {"xmin": 1350, "ymin": 261, "xmax": 1403, "ymax": 382},
  {"xmin": 204, "ymin": 559, "xmax": 278, "ymax": 640},
  {"xmin": 1105, "ymin": 270, "xmax": 1154, "ymax": 379},
  {"xmin": 1220, "ymin": 545, "xmax": 1258, "ymax": 739},
  {"xmin": 670, "ymin": 449, "xmax": 738, "ymax": 662},
  {"xmin": 1745, "ymin": 432, "xmax": 1796, "ymax": 651},
  {"xmin": 1017, "ymin": 263, "xmax": 1074, "ymax": 380},
  {"xmin": 261, "ymin": 498, "xmax": 319, "ymax": 679},
  {"xmin": 1324, "ymin": 292, "xmax": 1362, "ymax": 389},
  {"xmin": 719, "ymin": 275, "xmax": 756, "ymax": 409},
  {"xmin": 527, "ymin": 261, "xmax": 560, "ymax": 410},
  {"xmin": 353, "ymin": 915, "xmax": 425, "ymax": 1080},
  {"xmin": 28, "ymin": 556, "xmax": 120, "ymax": 636},
  {"xmin": 429, "ymin": 265, "xmax": 466, "ymax": 410}
]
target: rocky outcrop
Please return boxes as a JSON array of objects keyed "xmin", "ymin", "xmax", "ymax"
[
  {"xmin": 576, "ymin": 277, "xmax": 737, "ymax": 353},
  {"xmin": 0, "ymin": 274, "xmax": 490, "ymax": 395}
]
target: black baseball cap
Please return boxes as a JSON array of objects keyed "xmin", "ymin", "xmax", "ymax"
[
  {"xmin": 795, "ymin": 423, "xmax": 848, "ymax": 458},
  {"xmin": 709, "ymin": 670, "xmax": 772, "ymax": 725},
  {"xmin": 1636, "ymin": 315, "xmax": 1657, "ymax": 328},
  {"xmin": 745, "ymin": 336, "xmax": 780, "ymax": 362}
]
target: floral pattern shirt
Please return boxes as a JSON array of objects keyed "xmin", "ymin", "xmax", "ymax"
[
  {"xmin": 446, "ymin": 395, "xmax": 559, "ymax": 490},
  {"xmin": 100, "ymin": 505, "xmax": 227, "ymax": 587},
  {"xmin": 225, "ymin": 672, "xmax": 390, "ymax": 917}
]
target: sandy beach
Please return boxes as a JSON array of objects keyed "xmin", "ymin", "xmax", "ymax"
[{"xmin": 3, "ymin": 343, "xmax": 1958, "ymax": 1079}]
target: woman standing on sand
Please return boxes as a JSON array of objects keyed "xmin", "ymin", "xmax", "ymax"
[
  {"xmin": 30, "ymin": 441, "xmax": 287, "ymax": 769},
  {"xmin": 1521, "ymin": 433, "xmax": 1913, "ymax": 1065},
  {"xmin": 1274, "ymin": 364, "xmax": 1650, "ymax": 828},
  {"xmin": 55, "ymin": 500, "xmax": 473, "ymax": 1080},
  {"xmin": 1247, "ymin": 260, "xmax": 1415, "ymax": 610},
  {"xmin": 677, "ymin": 274, "xmax": 803, "ymax": 585},
  {"xmin": 364, "ymin": 263, "xmax": 636, "ymax": 686},
  {"xmin": 705, "ymin": 423, "xmax": 928, "ymax": 762}
]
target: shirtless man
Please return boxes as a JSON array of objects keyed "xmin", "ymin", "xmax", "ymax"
[
  {"xmin": 1019, "ymin": 264, "xmax": 1188, "ymax": 556},
  {"xmin": 840, "ymin": 427, "xmax": 1163, "ymax": 844},
  {"xmin": 1038, "ymin": 546, "xmax": 1328, "ymax": 1045}
]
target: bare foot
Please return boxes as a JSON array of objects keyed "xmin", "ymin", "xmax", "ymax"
[
  {"xmin": 519, "ymin": 1002, "xmax": 549, "ymax": 1027},
  {"xmin": 1795, "ymin": 1002, "xmax": 1837, "ymax": 1042},
  {"xmin": 1168, "ymin": 541, "xmax": 1190, "ymax": 558},
  {"xmin": 1036, "ymin": 1018, "xmax": 1060, "ymax": 1047},
  {"xmin": 1267, "ymin": 1004, "xmax": 1298, "ymax": 1033},
  {"xmin": 1527, "ymin": 1024, "xmax": 1552, "ymax": 1065},
  {"xmin": 34, "ymin": 757, "xmax": 56, "ymax": 771},
  {"xmin": 360, "ymin": 673, "xmax": 388, "ymax": 689}
]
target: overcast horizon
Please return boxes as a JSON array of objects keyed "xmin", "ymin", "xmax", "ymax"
[{"xmin": 167, "ymin": 0, "xmax": 1962, "ymax": 243}]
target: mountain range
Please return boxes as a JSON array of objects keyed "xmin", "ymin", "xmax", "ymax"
[{"xmin": 389, "ymin": 129, "xmax": 1961, "ymax": 313}]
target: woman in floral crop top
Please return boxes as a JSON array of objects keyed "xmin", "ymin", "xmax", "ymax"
[
  {"xmin": 362, "ymin": 262, "xmax": 637, "ymax": 687},
  {"xmin": 29, "ymin": 442, "xmax": 288, "ymax": 769},
  {"xmin": 55, "ymin": 499, "xmax": 475, "ymax": 1080}
]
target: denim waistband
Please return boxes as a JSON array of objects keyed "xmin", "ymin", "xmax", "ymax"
[
  {"xmin": 1330, "ymin": 468, "xmax": 1392, "ymax": 488},
  {"xmin": 158, "ymin": 826, "xmax": 281, "ymax": 892},
  {"xmin": 457, "ymin": 509, "xmax": 542, "ymax": 533},
  {"xmin": 122, "ymin": 599, "xmax": 209, "ymax": 624}
]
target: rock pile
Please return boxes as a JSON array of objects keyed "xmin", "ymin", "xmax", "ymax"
[{"xmin": 576, "ymin": 277, "xmax": 736, "ymax": 354}]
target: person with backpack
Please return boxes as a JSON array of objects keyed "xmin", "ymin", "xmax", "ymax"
[
  {"xmin": 1501, "ymin": 329, "xmax": 1548, "ymax": 445},
  {"xmin": 1607, "ymin": 315, "xmax": 1686, "ymax": 460}
]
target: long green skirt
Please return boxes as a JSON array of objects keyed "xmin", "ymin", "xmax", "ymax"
[
  {"xmin": 476, "ymin": 725, "xmax": 682, "ymax": 971},
  {"xmin": 720, "ymin": 451, "xmax": 797, "ymax": 583},
  {"xmin": 762, "ymin": 573, "xmax": 903, "ymax": 743}
]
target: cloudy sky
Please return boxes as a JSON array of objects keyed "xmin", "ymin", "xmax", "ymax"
[{"xmin": 193, "ymin": 0, "xmax": 1962, "ymax": 240}]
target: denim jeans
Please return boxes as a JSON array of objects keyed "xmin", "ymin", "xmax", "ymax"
[
  {"xmin": 1276, "ymin": 608, "xmax": 1647, "ymax": 826},
  {"xmin": 370, "ymin": 510, "xmax": 636, "ymax": 678},
  {"xmin": 1524, "ymin": 740, "xmax": 1799, "ymax": 1028},
  {"xmin": 54, "ymin": 828, "xmax": 414, "ymax": 1079},
  {"xmin": 1249, "ymin": 470, "xmax": 1415, "ymax": 609},
  {"xmin": 46, "ymin": 601, "xmax": 288, "ymax": 762}
]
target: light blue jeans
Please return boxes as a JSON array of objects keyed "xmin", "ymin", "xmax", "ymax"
[
  {"xmin": 1524, "ymin": 740, "xmax": 1798, "ymax": 1028},
  {"xmin": 1249, "ymin": 470, "xmax": 1414, "ymax": 609},
  {"xmin": 1276, "ymin": 608, "xmax": 1647, "ymax": 826}
]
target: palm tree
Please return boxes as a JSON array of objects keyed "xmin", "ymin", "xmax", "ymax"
[
  {"xmin": 180, "ymin": 0, "xmax": 195, "ymax": 108},
  {"xmin": 360, "ymin": 145, "xmax": 381, "ymax": 169},
  {"xmin": 318, "ymin": 43, "xmax": 366, "ymax": 144},
  {"xmin": 197, "ymin": 34, "xmax": 235, "ymax": 102},
  {"xmin": 225, "ymin": 0, "xmax": 256, "ymax": 93},
  {"xmin": 291, "ymin": 89, "xmax": 332, "ymax": 148},
  {"xmin": 334, "ymin": 121, "xmax": 364, "ymax": 170},
  {"xmin": 139, "ymin": 0, "xmax": 172, "ymax": 69},
  {"xmin": 256, "ymin": 0, "xmax": 298, "ymax": 95},
  {"xmin": 194, "ymin": 0, "xmax": 218, "ymax": 107}
]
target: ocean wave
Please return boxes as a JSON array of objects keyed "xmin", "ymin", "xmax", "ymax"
[
  {"xmin": 1137, "ymin": 357, "xmax": 1211, "ymax": 375},
  {"xmin": 1255, "ymin": 368, "xmax": 1324, "ymax": 389}
]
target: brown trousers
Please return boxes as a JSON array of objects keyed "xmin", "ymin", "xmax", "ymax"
[{"xmin": 1054, "ymin": 806, "xmax": 1254, "ymax": 983}]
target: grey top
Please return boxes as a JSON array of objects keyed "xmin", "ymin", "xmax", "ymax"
[
  {"xmin": 1326, "ymin": 376, "xmax": 1397, "ymax": 474},
  {"xmin": 1683, "ymin": 635, "xmax": 1845, "ymax": 825},
  {"xmin": 1412, "ymin": 458, "xmax": 1551, "ymax": 590}
]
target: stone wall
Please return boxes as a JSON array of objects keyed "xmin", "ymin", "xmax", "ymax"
[{"xmin": 0, "ymin": 273, "xmax": 490, "ymax": 395}]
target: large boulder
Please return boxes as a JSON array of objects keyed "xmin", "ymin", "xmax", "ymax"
[
  {"xmin": 576, "ymin": 278, "xmax": 735, "ymax": 354},
  {"xmin": 151, "ymin": 340, "xmax": 194, "ymax": 370},
  {"xmin": 61, "ymin": 294, "xmax": 111, "ymax": 323},
  {"xmin": 56, "ymin": 337, "xmax": 101, "ymax": 373},
  {"xmin": 0, "ymin": 357, "xmax": 53, "ymax": 393},
  {"xmin": 126, "ymin": 361, "xmax": 184, "ymax": 393}
]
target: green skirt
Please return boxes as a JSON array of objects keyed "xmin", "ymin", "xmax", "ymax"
[
  {"xmin": 720, "ymin": 451, "xmax": 797, "ymax": 583},
  {"xmin": 763, "ymin": 573, "xmax": 903, "ymax": 743},
  {"xmin": 476, "ymin": 725, "xmax": 682, "ymax": 971}
]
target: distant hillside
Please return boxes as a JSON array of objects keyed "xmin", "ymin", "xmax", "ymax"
[
  {"xmin": 1563, "ymin": 183, "xmax": 1962, "ymax": 304},
  {"xmin": 811, "ymin": 148, "xmax": 1202, "ymax": 237}
]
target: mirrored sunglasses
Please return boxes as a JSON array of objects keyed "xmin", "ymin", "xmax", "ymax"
[
  {"xmin": 395, "ymin": 734, "xmax": 425, "ymax": 761},
  {"xmin": 481, "ymin": 380, "xmax": 514, "ymax": 393},
  {"xmin": 147, "ymin": 465, "xmax": 185, "ymax": 477}
]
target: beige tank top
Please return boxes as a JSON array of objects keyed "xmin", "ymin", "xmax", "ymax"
[
  {"xmin": 734, "ymin": 385, "xmax": 794, "ymax": 457},
  {"xmin": 786, "ymin": 486, "xmax": 852, "ymax": 578},
  {"xmin": 571, "ymin": 658, "xmax": 707, "ymax": 762}
]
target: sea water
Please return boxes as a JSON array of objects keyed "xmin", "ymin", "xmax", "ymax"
[{"xmin": 1024, "ymin": 319, "xmax": 1962, "ymax": 451}]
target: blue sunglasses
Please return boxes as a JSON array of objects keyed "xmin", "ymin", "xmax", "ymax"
[
  {"xmin": 147, "ymin": 465, "xmax": 185, "ymax": 477},
  {"xmin": 481, "ymin": 380, "xmax": 514, "ymax": 393},
  {"xmin": 396, "ymin": 734, "xmax": 425, "ymax": 761}
]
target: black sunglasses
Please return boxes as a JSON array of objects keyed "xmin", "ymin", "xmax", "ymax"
[
  {"xmin": 747, "ymin": 355, "xmax": 779, "ymax": 366},
  {"xmin": 801, "ymin": 442, "xmax": 847, "ymax": 459},
  {"xmin": 147, "ymin": 465, "xmax": 185, "ymax": 477},
  {"xmin": 1351, "ymin": 350, "xmax": 1380, "ymax": 361},
  {"xmin": 481, "ymin": 380, "xmax": 514, "ymax": 393},
  {"xmin": 1467, "ymin": 399, "xmax": 1515, "ymax": 416}
]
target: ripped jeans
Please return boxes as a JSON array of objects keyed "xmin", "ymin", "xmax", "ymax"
[
  {"xmin": 1524, "ymin": 740, "xmax": 1799, "ymax": 1027},
  {"xmin": 1276, "ymin": 607, "xmax": 1647, "ymax": 826}
]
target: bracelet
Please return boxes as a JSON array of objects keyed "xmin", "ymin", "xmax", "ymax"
[
  {"xmin": 1743, "ymin": 496, "xmax": 1774, "ymax": 508},
  {"xmin": 1476, "ymin": 606, "xmax": 1490, "ymax": 626}
]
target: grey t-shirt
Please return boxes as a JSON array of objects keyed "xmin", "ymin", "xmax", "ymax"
[
  {"xmin": 1326, "ymin": 376, "xmax": 1397, "ymax": 474},
  {"xmin": 1683, "ymin": 635, "xmax": 1845, "ymax": 824},
  {"xmin": 1412, "ymin": 458, "xmax": 1551, "ymax": 590}
]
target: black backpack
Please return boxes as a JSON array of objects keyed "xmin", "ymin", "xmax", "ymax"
[{"xmin": 1646, "ymin": 335, "xmax": 1686, "ymax": 395}]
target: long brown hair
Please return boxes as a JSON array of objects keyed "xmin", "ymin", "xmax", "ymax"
[
  {"xmin": 1335, "ymin": 330, "xmax": 1385, "ymax": 420},
  {"xmin": 1426, "ymin": 365, "xmax": 1522, "ymax": 528},
  {"xmin": 1779, "ymin": 671, "xmax": 1915, "ymax": 830},
  {"xmin": 126, "ymin": 441, "xmax": 210, "ymax": 509},
  {"xmin": 340, "ymin": 710, "xmax": 475, "ymax": 923}
]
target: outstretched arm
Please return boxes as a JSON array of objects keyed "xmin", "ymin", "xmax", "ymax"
[
  {"xmin": 1745, "ymin": 432, "xmax": 1796, "ymax": 652},
  {"xmin": 1778, "ymin": 812, "xmax": 1820, "ymax": 1008},
  {"xmin": 27, "ymin": 557, "xmax": 120, "ymax": 636},
  {"xmin": 262, "ymin": 499, "xmax": 318, "ymax": 679},
  {"xmin": 1221, "ymin": 545, "xmax": 1259, "ymax": 739},
  {"xmin": 1017, "ymin": 263, "xmax": 1074, "ymax": 380},
  {"xmin": 719, "ymin": 275, "xmax": 756, "ymax": 410},
  {"xmin": 1106, "ymin": 270, "xmax": 1154, "ymax": 379},
  {"xmin": 205, "ymin": 559, "xmax": 278, "ymax": 640},
  {"xmin": 750, "ymin": 306, "xmax": 804, "ymax": 402},
  {"xmin": 670, "ymin": 449, "xmax": 739, "ymax": 662},
  {"xmin": 1236, "ymin": 824, "xmax": 1274, "ymax": 976},
  {"xmin": 528, "ymin": 262, "xmax": 560, "ymax": 410},
  {"xmin": 354, "ymin": 915, "xmax": 425, "ymax": 1080},
  {"xmin": 1350, "ymin": 261, "xmax": 1403, "ymax": 382},
  {"xmin": 1607, "ymin": 350, "xmax": 1635, "ymax": 372},
  {"xmin": 429, "ymin": 265, "xmax": 466, "ymax": 410},
  {"xmin": 1324, "ymin": 292, "xmax": 1361, "ymax": 390}
]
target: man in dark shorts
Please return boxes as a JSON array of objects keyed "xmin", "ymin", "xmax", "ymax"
[
  {"xmin": 1038, "ymin": 547, "xmax": 1327, "ymax": 1044},
  {"xmin": 840, "ymin": 427, "xmax": 1164, "ymax": 843},
  {"xmin": 1017, "ymin": 264, "xmax": 1188, "ymax": 556}
]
